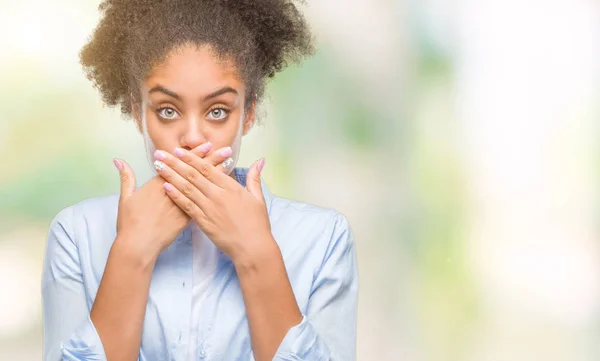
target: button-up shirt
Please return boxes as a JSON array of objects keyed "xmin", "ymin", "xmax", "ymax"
[{"xmin": 42, "ymin": 167, "xmax": 358, "ymax": 361}]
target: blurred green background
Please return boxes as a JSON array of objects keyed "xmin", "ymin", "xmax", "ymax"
[{"xmin": 1, "ymin": 0, "xmax": 599, "ymax": 360}]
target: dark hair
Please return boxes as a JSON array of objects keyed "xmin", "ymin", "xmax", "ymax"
[{"xmin": 79, "ymin": 0, "xmax": 315, "ymax": 119}]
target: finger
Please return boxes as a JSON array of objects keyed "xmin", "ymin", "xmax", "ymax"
[
  {"xmin": 171, "ymin": 147, "xmax": 237, "ymax": 189},
  {"xmin": 246, "ymin": 158, "xmax": 265, "ymax": 204},
  {"xmin": 180, "ymin": 142, "xmax": 232, "ymax": 173},
  {"xmin": 162, "ymin": 181, "xmax": 207, "ymax": 224},
  {"xmin": 189, "ymin": 141, "xmax": 213, "ymax": 158},
  {"xmin": 153, "ymin": 155, "xmax": 212, "ymax": 207},
  {"xmin": 113, "ymin": 158, "xmax": 136, "ymax": 202},
  {"xmin": 202, "ymin": 146, "xmax": 236, "ymax": 173},
  {"xmin": 154, "ymin": 148, "xmax": 219, "ymax": 197}
]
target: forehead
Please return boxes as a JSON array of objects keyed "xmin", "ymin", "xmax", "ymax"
[{"xmin": 144, "ymin": 45, "xmax": 244, "ymax": 95}]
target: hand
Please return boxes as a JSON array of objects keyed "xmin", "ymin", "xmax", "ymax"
[
  {"xmin": 152, "ymin": 147, "xmax": 274, "ymax": 263},
  {"xmin": 113, "ymin": 142, "xmax": 235, "ymax": 259}
]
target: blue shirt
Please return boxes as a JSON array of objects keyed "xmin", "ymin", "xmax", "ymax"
[{"xmin": 42, "ymin": 167, "xmax": 358, "ymax": 361}]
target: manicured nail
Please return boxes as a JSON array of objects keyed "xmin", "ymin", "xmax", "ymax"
[
  {"xmin": 199, "ymin": 142, "xmax": 212, "ymax": 153},
  {"xmin": 220, "ymin": 147, "xmax": 233, "ymax": 158},
  {"xmin": 221, "ymin": 157, "xmax": 234, "ymax": 169},
  {"xmin": 257, "ymin": 158, "xmax": 265, "ymax": 172},
  {"xmin": 154, "ymin": 160, "xmax": 166, "ymax": 171},
  {"xmin": 113, "ymin": 159, "xmax": 123, "ymax": 171},
  {"xmin": 174, "ymin": 147, "xmax": 185, "ymax": 157},
  {"xmin": 154, "ymin": 150, "xmax": 166, "ymax": 161},
  {"xmin": 163, "ymin": 182, "xmax": 175, "ymax": 192}
]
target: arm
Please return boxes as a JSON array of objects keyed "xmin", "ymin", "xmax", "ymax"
[
  {"xmin": 273, "ymin": 213, "xmax": 358, "ymax": 361},
  {"xmin": 236, "ymin": 213, "xmax": 358, "ymax": 361},
  {"xmin": 42, "ymin": 207, "xmax": 105, "ymax": 361},
  {"xmin": 42, "ymin": 206, "xmax": 158, "ymax": 361},
  {"xmin": 87, "ymin": 163, "xmax": 185, "ymax": 361},
  {"xmin": 42, "ymin": 166, "xmax": 182, "ymax": 361},
  {"xmin": 234, "ymin": 238, "xmax": 303, "ymax": 361},
  {"xmin": 89, "ymin": 236, "xmax": 157, "ymax": 361}
]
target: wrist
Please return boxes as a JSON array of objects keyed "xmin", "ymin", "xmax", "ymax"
[
  {"xmin": 232, "ymin": 235, "xmax": 282, "ymax": 275},
  {"xmin": 112, "ymin": 233, "xmax": 159, "ymax": 272}
]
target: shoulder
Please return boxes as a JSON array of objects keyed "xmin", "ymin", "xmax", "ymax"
[
  {"xmin": 43, "ymin": 193, "xmax": 119, "ymax": 285},
  {"xmin": 52, "ymin": 192, "xmax": 120, "ymax": 224},
  {"xmin": 69, "ymin": 192, "xmax": 120, "ymax": 218},
  {"xmin": 270, "ymin": 194, "xmax": 349, "ymax": 227},
  {"xmin": 48, "ymin": 193, "xmax": 120, "ymax": 246},
  {"xmin": 266, "ymin": 195, "xmax": 357, "ymax": 307},
  {"xmin": 268, "ymin": 194, "xmax": 355, "ymax": 260}
]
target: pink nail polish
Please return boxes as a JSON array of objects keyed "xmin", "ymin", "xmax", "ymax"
[
  {"xmin": 154, "ymin": 150, "xmax": 166, "ymax": 161},
  {"xmin": 163, "ymin": 182, "xmax": 175, "ymax": 192},
  {"xmin": 257, "ymin": 158, "xmax": 265, "ymax": 172},
  {"xmin": 220, "ymin": 147, "xmax": 233, "ymax": 158},
  {"xmin": 113, "ymin": 159, "xmax": 123, "ymax": 171},
  {"xmin": 174, "ymin": 147, "xmax": 185, "ymax": 157},
  {"xmin": 199, "ymin": 142, "xmax": 212, "ymax": 153}
]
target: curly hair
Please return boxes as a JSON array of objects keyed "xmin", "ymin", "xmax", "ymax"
[{"xmin": 79, "ymin": 0, "xmax": 315, "ymax": 119}]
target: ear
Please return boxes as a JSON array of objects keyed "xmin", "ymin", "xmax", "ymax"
[
  {"xmin": 242, "ymin": 98, "xmax": 257, "ymax": 136},
  {"xmin": 130, "ymin": 94, "xmax": 143, "ymax": 134}
]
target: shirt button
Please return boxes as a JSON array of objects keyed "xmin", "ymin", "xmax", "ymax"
[{"xmin": 199, "ymin": 349, "xmax": 206, "ymax": 359}]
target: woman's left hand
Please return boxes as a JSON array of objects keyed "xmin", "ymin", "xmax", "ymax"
[{"xmin": 152, "ymin": 147, "xmax": 275, "ymax": 262}]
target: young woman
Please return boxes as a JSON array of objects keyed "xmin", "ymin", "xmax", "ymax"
[{"xmin": 41, "ymin": 1, "xmax": 358, "ymax": 360}]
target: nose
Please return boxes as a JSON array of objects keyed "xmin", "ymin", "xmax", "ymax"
[{"xmin": 179, "ymin": 119, "xmax": 207, "ymax": 150}]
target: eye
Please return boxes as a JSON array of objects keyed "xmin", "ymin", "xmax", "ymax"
[
  {"xmin": 207, "ymin": 107, "xmax": 229, "ymax": 121},
  {"xmin": 157, "ymin": 107, "xmax": 180, "ymax": 120}
]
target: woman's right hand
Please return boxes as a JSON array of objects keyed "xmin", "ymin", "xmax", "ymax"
[{"xmin": 112, "ymin": 143, "xmax": 233, "ymax": 260}]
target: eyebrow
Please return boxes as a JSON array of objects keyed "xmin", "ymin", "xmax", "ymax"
[
  {"xmin": 149, "ymin": 85, "xmax": 181, "ymax": 101},
  {"xmin": 204, "ymin": 86, "xmax": 238, "ymax": 101},
  {"xmin": 148, "ymin": 85, "xmax": 238, "ymax": 102}
]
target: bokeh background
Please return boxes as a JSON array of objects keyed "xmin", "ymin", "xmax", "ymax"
[{"xmin": 1, "ymin": 0, "xmax": 599, "ymax": 360}]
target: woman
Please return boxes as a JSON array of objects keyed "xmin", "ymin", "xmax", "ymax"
[{"xmin": 42, "ymin": 0, "xmax": 358, "ymax": 360}]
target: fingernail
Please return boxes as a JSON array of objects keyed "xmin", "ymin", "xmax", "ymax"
[
  {"xmin": 257, "ymin": 158, "xmax": 265, "ymax": 172},
  {"xmin": 174, "ymin": 147, "xmax": 185, "ymax": 157},
  {"xmin": 154, "ymin": 160, "xmax": 166, "ymax": 171},
  {"xmin": 220, "ymin": 147, "xmax": 233, "ymax": 158},
  {"xmin": 163, "ymin": 182, "xmax": 175, "ymax": 192},
  {"xmin": 221, "ymin": 157, "xmax": 234, "ymax": 169},
  {"xmin": 154, "ymin": 150, "xmax": 166, "ymax": 161},
  {"xmin": 113, "ymin": 159, "xmax": 123, "ymax": 171},
  {"xmin": 199, "ymin": 142, "xmax": 212, "ymax": 153}
]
